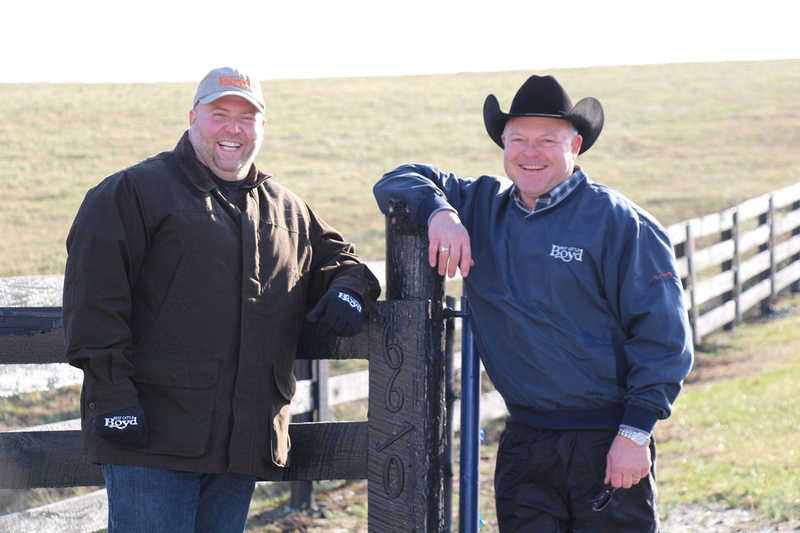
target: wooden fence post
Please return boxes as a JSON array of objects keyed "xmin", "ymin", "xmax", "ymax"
[
  {"xmin": 733, "ymin": 209, "xmax": 743, "ymax": 325},
  {"xmin": 768, "ymin": 196, "xmax": 778, "ymax": 306},
  {"xmin": 367, "ymin": 202, "xmax": 447, "ymax": 531},
  {"xmin": 721, "ymin": 224, "xmax": 734, "ymax": 331},
  {"xmin": 759, "ymin": 207, "xmax": 773, "ymax": 316},
  {"xmin": 290, "ymin": 359, "xmax": 315, "ymax": 510},
  {"xmin": 793, "ymin": 199, "xmax": 800, "ymax": 294},
  {"xmin": 686, "ymin": 222, "xmax": 700, "ymax": 346}
]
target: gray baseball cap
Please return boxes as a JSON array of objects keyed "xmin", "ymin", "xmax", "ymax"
[{"xmin": 193, "ymin": 67, "xmax": 265, "ymax": 114}]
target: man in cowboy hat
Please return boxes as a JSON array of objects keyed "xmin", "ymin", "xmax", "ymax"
[{"xmin": 374, "ymin": 75, "xmax": 693, "ymax": 531}]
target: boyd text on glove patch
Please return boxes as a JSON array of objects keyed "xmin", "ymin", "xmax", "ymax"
[
  {"xmin": 104, "ymin": 415, "xmax": 140, "ymax": 430},
  {"xmin": 338, "ymin": 291, "xmax": 362, "ymax": 313}
]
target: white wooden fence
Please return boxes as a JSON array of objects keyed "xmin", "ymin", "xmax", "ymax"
[{"xmin": 669, "ymin": 182, "xmax": 800, "ymax": 344}]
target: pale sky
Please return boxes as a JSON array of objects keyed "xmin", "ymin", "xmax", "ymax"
[{"xmin": 3, "ymin": 0, "xmax": 798, "ymax": 83}]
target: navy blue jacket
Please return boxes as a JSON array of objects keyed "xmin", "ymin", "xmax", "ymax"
[{"xmin": 374, "ymin": 164, "xmax": 693, "ymax": 433}]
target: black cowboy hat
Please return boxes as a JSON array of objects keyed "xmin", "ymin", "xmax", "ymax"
[{"xmin": 483, "ymin": 75, "xmax": 604, "ymax": 154}]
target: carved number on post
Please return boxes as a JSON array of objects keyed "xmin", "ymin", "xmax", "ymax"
[
  {"xmin": 376, "ymin": 341, "xmax": 414, "ymax": 500},
  {"xmin": 384, "ymin": 343, "xmax": 404, "ymax": 412},
  {"xmin": 382, "ymin": 454, "xmax": 405, "ymax": 500}
]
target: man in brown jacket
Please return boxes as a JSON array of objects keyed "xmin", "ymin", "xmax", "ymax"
[{"xmin": 63, "ymin": 67, "xmax": 380, "ymax": 532}]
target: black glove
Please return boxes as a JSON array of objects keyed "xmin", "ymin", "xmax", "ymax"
[
  {"xmin": 92, "ymin": 405, "xmax": 149, "ymax": 447},
  {"xmin": 305, "ymin": 288, "xmax": 365, "ymax": 337}
]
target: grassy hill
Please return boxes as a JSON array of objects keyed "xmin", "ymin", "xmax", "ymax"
[{"xmin": 0, "ymin": 59, "xmax": 798, "ymax": 277}]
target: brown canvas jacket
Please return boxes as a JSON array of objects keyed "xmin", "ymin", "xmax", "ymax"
[{"xmin": 63, "ymin": 132, "xmax": 380, "ymax": 478}]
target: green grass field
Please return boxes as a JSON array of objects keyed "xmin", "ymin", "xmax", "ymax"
[
  {"xmin": 1, "ymin": 59, "xmax": 799, "ymax": 276},
  {"xmin": 657, "ymin": 292, "xmax": 800, "ymax": 521}
]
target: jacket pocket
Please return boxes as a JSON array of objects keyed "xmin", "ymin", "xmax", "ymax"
[
  {"xmin": 131, "ymin": 350, "xmax": 219, "ymax": 457},
  {"xmin": 270, "ymin": 363, "xmax": 296, "ymax": 467}
]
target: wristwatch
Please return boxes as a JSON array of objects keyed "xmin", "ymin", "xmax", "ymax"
[{"xmin": 618, "ymin": 427, "xmax": 651, "ymax": 447}]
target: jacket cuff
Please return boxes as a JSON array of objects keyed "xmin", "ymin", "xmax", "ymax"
[
  {"xmin": 620, "ymin": 404, "xmax": 660, "ymax": 434},
  {"xmin": 329, "ymin": 264, "xmax": 381, "ymax": 310},
  {"xmin": 416, "ymin": 194, "xmax": 454, "ymax": 227},
  {"xmin": 85, "ymin": 380, "xmax": 140, "ymax": 418}
]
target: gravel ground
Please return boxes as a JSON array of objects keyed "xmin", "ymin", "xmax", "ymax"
[
  {"xmin": 662, "ymin": 503, "xmax": 800, "ymax": 532},
  {"xmin": 249, "ymin": 499, "xmax": 800, "ymax": 532}
]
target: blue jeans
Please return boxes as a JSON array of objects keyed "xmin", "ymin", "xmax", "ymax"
[{"xmin": 103, "ymin": 464, "xmax": 257, "ymax": 533}]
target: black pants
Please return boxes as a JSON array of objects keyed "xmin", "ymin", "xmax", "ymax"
[{"xmin": 494, "ymin": 421, "xmax": 659, "ymax": 533}]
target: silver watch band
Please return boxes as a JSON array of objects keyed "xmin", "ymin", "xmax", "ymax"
[{"xmin": 617, "ymin": 427, "xmax": 651, "ymax": 446}]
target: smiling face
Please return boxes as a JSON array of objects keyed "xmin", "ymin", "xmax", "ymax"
[
  {"xmin": 502, "ymin": 116, "xmax": 583, "ymax": 211},
  {"xmin": 188, "ymin": 95, "xmax": 266, "ymax": 182}
]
